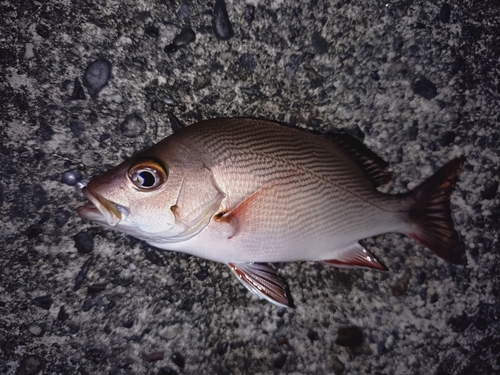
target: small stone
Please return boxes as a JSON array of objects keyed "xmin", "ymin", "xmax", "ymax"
[
  {"xmin": 238, "ymin": 53, "xmax": 257, "ymax": 73},
  {"xmin": 243, "ymin": 5, "xmax": 255, "ymax": 23},
  {"xmin": 57, "ymin": 305, "xmax": 69, "ymax": 321},
  {"xmin": 158, "ymin": 366, "xmax": 178, "ymax": 375},
  {"xmin": 16, "ymin": 355, "xmax": 44, "ymax": 375},
  {"xmin": 171, "ymin": 352, "xmax": 185, "ymax": 368},
  {"xmin": 25, "ymin": 43, "xmax": 35, "ymax": 59},
  {"xmin": 145, "ymin": 25, "xmax": 159, "ymax": 37},
  {"xmin": 273, "ymin": 354, "xmax": 287, "ymax": 369},
  {"xmin": 120, "ymin": 113, "xmax": 147, "ymax": 138},
  {"xmin": 307, "ymin": 329, "xmax": 320, "ymax": 341},
  {"xmin": 412, "ymin": 77, "xmax": 438, "ymax": 100},
  {"xmin": 74, "ymin": 232, "xmax": 94, "ymax": 254},
  {"xmin": 481, "ymin": 181, "xmax": 498, "ymax": 200},
  {"xmin": 36, "ymin": 23, "xmax": 50, "ymax": 38},
  {"xmin": 82, "ymin": 295, "xmax": 104, "ymax": 312},
  {"xmin": 123, "ymin": 319, "xmax": 134, "ymax": 328},
  {"xmin": 194, "ymin": 268, "xmax": 209, "ymax": 281},
  {"xmin": 144, "ymin": 351, "xmax": 165, "ymax": 362},
  {"xmin": 167, "ymin": 112, "xmax": 185, "ymax": 133},
  {"xmin": 87, "ymin": 283, "xmax": 106, "ymax": 295},
  {"xmin": 213, "ymin": 0, "xmax": 234, "ymax": 40},
  {"xmin": 173, "ymin": 27, "xmax": 196, "ymax": 47},
  {"xmin": 440, "ymin": 3, "xmax": 451, "ymax": 23},
  {"xmin": 70, "ymin": 78, "xmax": 86, "ymax": 100},
  {"xmin": 177, "ymin": 3, "xmax": 192, "ymax": 20},
  {"xmin": 74, "ymin": 256, "xmax": 94, "ymax": 291},
  {"xmin": 391, "ymin": 269, "xmax": 412, "ymax": 296},
  {"xmin": 61, "ymin": 170, "xmax": 82, "ymax": 186},
  {"xmin": 69, "ymin": 121, "xmax": 85, "ymax": 137},
  {"xmin": 83, "ymin": 58, "xmax": 112, "ymax": 99},
  {"xmin": 33, "ymin": 295, "xmax": 53, "ymax": 310},
  {"xmin": 216, "ymin": 342, "xmax": 228, "ymax": 355},
  {"xmin": 85, "ymin": 346, "xmax": 108, "ymax": 364},
  {"xmin": 68, "ymin": 323, "xmax": 80, "ymax": 334},
  {"xmin": 118, "ymin": 357, "xmax": 134, "ymax": 369},
  {"xmin": 26, "ymin": 225, "xmax": 43, "ymax": 239},
  {"xmin": 336, "ymin": 326, "xmax": 363, "ymax": 348},
  {"xmin": 158, "ymin": 324, "xmax": 181, "ymax": 340},
  {"xmin": 29, "ymin": 325, "xmax": 44, "ymax": 336},
  {"xmin": 158, "ymin": 91, "xmax": 178, "ymax": 106},
  {"xmin": 312, "ymin": 31, "xmax": 329, "ymax": 54},
  {"xmin": 439, "ymin": 130, "xmax": 456, "ymax": 146},
  {"xmin": 164, "ymin": 44, "xmax": 178, "ymax": 54},
  {"xmin": 285, "ymin": 54, "xmax": 300, "ymax": 81},
  {"xmin": 0, "ymin": 48, "xmax": 16, "ymax": 66}
]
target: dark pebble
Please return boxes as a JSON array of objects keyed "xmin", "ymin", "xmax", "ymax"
[
  {"xmin": 307, "ymin": 329, "xmax": 320, "ymax": 341},
  {"xmin": 448, "ymin": 313, "xmax": 472, "ymax": 333},
  {"xmin": 68, "ymin": 322, "xmax": 80, "ymax": 334},
  {"xmin": 26, "ymin": 225, "xmax": 43, "ymax": 239},
  {"xmin": 370, "ymin": 70, "xmax": 380, "ymax": 81},
  {"xmin": 70, "ymin": 78, "xmax": 86, "ymax": 100},
  {"xmin": 33, "ymin": 295, "xmax": 53, "ymax": 310},
  {"xmin": 450, "ymin": 55, "xmax": 466, "ymax": 76},
  {"xmin": 0, "ymin": 48, "xmax": 16, "ymax": 66},
  {"xmin": 171, "ymin": 352, "xmax": 185, "ymax": 368},
  {"xmin": 216, "ymin": 342, "xmax": 228, "ymax": 355},
  {"xmin": 194, "ymin": 268, "xmax": 209, "ymax": 281},
  {"xmin": 74, "ymin": 256, "xmax": 94, "ymax": 291},
  {"xmin": 177, "ymin": 3, "xmax": 192, "ymax": 20},
  {"xmin": 144, "ymin": 351, "xmax": 165, "ymax": 362},
  {"xmin": 152, "ymin": 101, "xmax": 165, "ymax": 113},
  {"xmin": 164, "ymin": 44, "xmax": 178, "ymax": 54},
  {"xmin": 336, "ymin": 326, "xmax": 363, "ymax": 348},
  {"xmin": 122, "ymin": 319, "xmax": 134, "ymax": 328},
  {"xmin": 273, "ymin": 354, "xmax": 287, "ymax": 369},
  {"xmin": 392, "ymin": 36, "xmax": 403, "ymax": 53},
  {"xmin": 118, "ymin": 357, "xmax": 134, "ymax": 369},
  {"xmin": 481, "ymin": 181, "xmax": 498, "ymax": 200},
  {"xmin": 439, "ymin": 130, "xmax": 456, "ymax": 146},
  {"xmin": 120, "ymin": 113, "xmax": 147, "ymax": 138},
  {"xmin": 312, "ymin": 31, "xmax": 329, "ymax": 54},
  {"xmin": 285, "ymin": 54, "xmax": 300, "ymax": 81},
  {"xmin": 167, "ymin": 112, "xmax": 186, "ymax": 133},
  {"xmin": 16, "ymin": 355, "xmax": 44, "ymax": 375},
  {"xmin": 408, "ymin": 44, "xmax": 419, "ymax": 56},
  {"xmin": 243, "ymin": 5, "xmax": 255, "ymax": 23},
  {"xmin": 36, "ymin": 23, "xmax": 50, "ymax": 38},
  {"xmin": 104, "ymin": 325, "xmax": 112, "ymax": 334},
  {"xmin": 158, "ymin": 366, "xmax": 178, "ymax": 375},
  {"xmin": 69, "ymin": 121, "xmax": 85, "ymax": 137},
  {"xmin": 57, "ymin": 305, "xmax": 69, "ymax": 321},
  {"xmin": 87, "ymin": 283, "xmax": 107, "ymax": 295},
  {"xmin": 82, "ymin": 295, "xmax": 104, "ymax": 312},
  {"xmin": 83, "ymin": 58, "xmax": 112, "ymax": 99},
  {"xmin": 85, "ymin": 346, "xmax": 108, "ymax": 364},
  {"xmin": 238, "ymin": 53, "xmax": 257, "ymax": 73},
  {"xmin": 145, "ymin": 25, "xmax": 159, "ymax": 37},
  {"xmin": 74, "ymin": 232, "xmax": 94, "ymax": 254},
  {"xmin": 429, "ymin": 293, "xmax": 439, "ymax": 303},
  {"xmin": 36, "ymin": 122, "xmax": 54, "ymax": 141},
  {"xmin": 61, "ymin": 169, "xmax": 82, "ymax": 186},
  {"xmin": 158, "ymin": 91, "xmax": 178, "ymax": 106},
  {"xmin": 412, "ymin": 77, "xmax": 438, "ymax": 100},
  {"xmin": 213, "ymin": 0, "xmax": 234, "ymax": 40},
  {"xmin": 440, "ymin": 3, "xmax": 451, "ymax": 23},
  {"xmin": 173, "ymin": 27, "xmax": 196, "ymax": 47}
]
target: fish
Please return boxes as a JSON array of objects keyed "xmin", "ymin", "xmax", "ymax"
[{"xmin": 76, "ymin": 117, "xmax": 467, "ymax": 307}]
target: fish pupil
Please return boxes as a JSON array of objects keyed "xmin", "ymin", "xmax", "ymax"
[{"xmin": 137, "ymin": 171, "xmax": 156, "ymax": 187}]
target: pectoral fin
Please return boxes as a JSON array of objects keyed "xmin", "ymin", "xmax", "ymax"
[
  {"xmin": 319, "ymin": 242, "xmax": 386, "ymax": 271},
  {"xmin": 228, "ymin": 262, "xmax": 292, "ymax": 308}
]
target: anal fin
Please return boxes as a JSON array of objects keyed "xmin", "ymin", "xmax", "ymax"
[
  {"xmin": 319, "ymin": 242, "xmax": 386, "ymax": 271},
  {"xmin": 228, "ymin": 262, "xmax": 292, "ymax": 308}
]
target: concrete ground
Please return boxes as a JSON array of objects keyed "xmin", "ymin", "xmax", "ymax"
[{"xmin": 1, "ymin": 0, "xmax": 499, "ymax": 374}]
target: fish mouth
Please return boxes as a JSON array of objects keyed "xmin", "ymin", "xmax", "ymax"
[{"xmin": 76, "ymin": 188, "xmax": 126, "ymax": 227}]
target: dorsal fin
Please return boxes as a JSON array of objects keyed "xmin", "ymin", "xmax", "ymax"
[{"xmin": 326, "ymin": 132, "xmax": 393, "ymax": 190}]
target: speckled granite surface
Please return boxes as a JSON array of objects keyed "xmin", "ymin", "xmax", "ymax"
[{"xmin": 1, "ymin": 0, "xmax": 499, "ymax": 374}]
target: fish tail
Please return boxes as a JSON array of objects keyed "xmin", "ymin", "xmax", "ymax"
[{"xmin": 403, "ymin": 156, "xmax": 467, "ymax": 265}]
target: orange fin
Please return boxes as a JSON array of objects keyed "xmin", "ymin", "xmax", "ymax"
[
  {"xmin": 228, "ymin": 262, "xmax": 292, "ymax": 308},
  {"xmin": 405, "ymin": 157, "xmax": 467, "ymax": 265},
  {"xmin": 319, "ymin": 242, "xmax": 386, "ymax": 271},
  {"xmin": 216, "ymin": 183, "xmax": 276, "ymax": 238}
]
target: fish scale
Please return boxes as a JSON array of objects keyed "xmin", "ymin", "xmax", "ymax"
[{"xmin": 77, "ymin": 117, "xmax": 466, "ymax": 307}]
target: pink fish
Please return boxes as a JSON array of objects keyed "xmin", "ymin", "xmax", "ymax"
[{"xmin": 77, "ymin": 118, "xmax": 466, "ymax": 307}]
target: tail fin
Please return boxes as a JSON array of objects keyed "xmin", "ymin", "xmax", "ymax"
[{"xmin": 405, "ymin": 156, "xmax": 467, "ymax": 265}]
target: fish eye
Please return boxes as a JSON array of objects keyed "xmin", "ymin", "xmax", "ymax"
[{"xmin": 128, "ymin": 159, "xmax": 167, "ymax": 190}]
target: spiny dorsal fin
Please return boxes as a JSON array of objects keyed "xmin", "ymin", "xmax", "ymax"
[{"xmin": 326, "ymin": 132, "xmax": 393, "ymax": 190}]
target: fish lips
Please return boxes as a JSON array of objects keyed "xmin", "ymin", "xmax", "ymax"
[{"xmin": 77, "ymin": 188, "xmax": 127, "ymax": 227}]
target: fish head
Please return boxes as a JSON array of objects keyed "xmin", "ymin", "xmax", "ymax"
[{"xmin": 76, "ymin": 147, "xmax": 186, "ymax": 241}]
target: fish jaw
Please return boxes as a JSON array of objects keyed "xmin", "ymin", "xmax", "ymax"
[{"xmin": 77, "ymin": 187, "xmax": 127, "ymax": 227}]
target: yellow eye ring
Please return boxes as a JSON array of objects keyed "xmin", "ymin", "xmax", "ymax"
[{"xmin": 128, "ymin": 159, "xmax": 167, "ymax": 190}]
